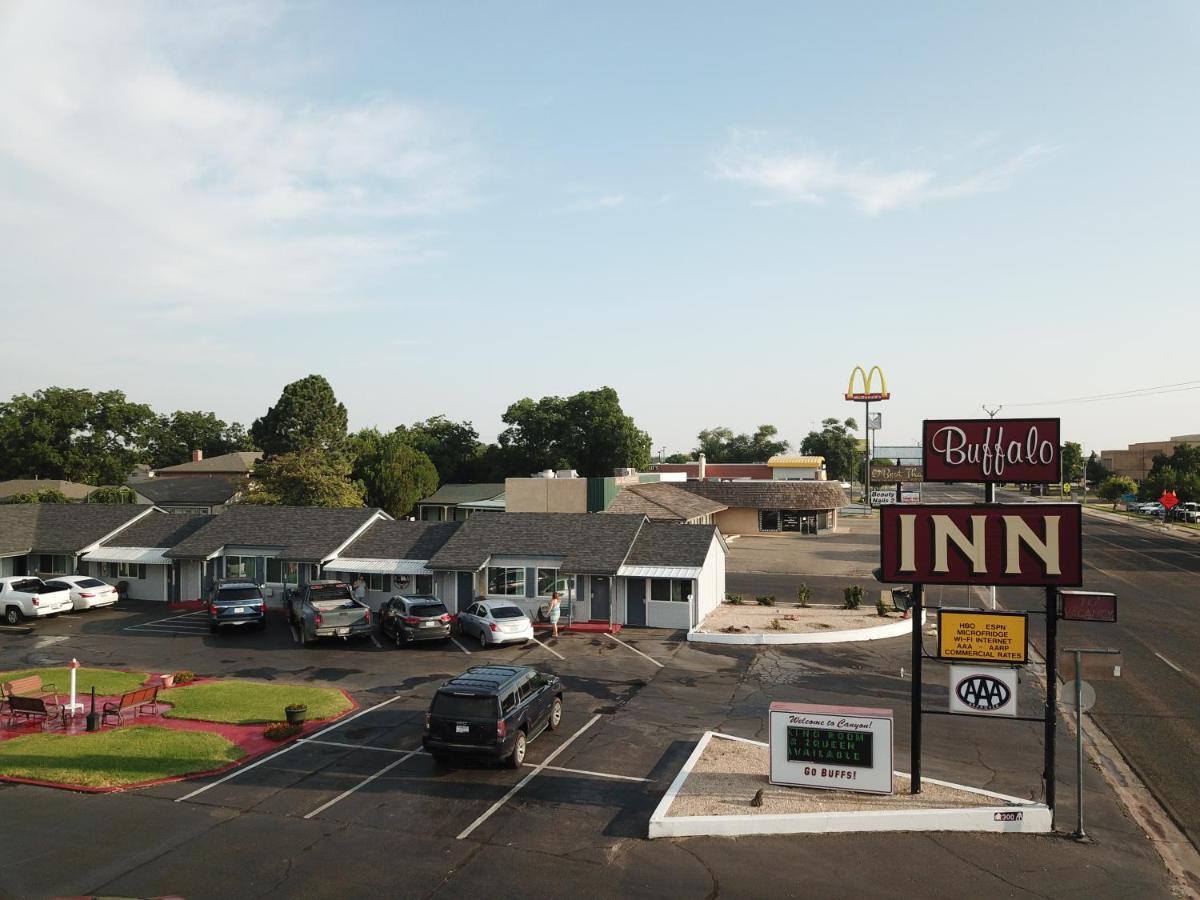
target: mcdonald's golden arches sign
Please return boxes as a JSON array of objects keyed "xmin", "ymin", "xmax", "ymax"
[{"xmin": 845, "ymin": 365, "xmax": 889, "ymax": 401}]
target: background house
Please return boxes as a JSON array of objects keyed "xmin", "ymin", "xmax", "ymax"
[
  {"xmin": 130, "ymin": 476, "xmax": 242, "ymax": 515},
  {"xmin": 0, "ymin": 479, "xmax": 97, "ymax": 502},
  {"xmin": 606, "ymin": 482, "xmax": 726, "ymax": 524},
  {"xmin": 675, "ymin": 480, "xmax": 848, "ymax": 535},
  {"xmin": 150, "ymin": 450, "xmax": 262, "ymax": 479},
  {"xmin": 415, "ymin": 484, "xmax": 505, "ymax": 521}
]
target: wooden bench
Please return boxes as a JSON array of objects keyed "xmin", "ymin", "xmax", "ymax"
[
  {"xmin": 101, "ymin": 686, "xmax": 161, "ymax": 726},
  {"xmin": 6, "ymin": 694, "xmax": 63, "ymax": 728},
  {"xmin": 2, "ymin": 675, "xmax": 60, "ymax": 715}
]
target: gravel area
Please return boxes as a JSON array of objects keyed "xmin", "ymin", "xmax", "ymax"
[
  {"xmin": 697, "ymin": 602, "xmax": 898, "ymax": 634},
  {"xmin": 668, "ymin": 736, "xmax": 1011, "ymax": 817}
]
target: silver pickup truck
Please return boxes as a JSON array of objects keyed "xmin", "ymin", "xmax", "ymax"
[{"xmin": 287, "ymin": 580, "xmax": 373, "ymax": 646}]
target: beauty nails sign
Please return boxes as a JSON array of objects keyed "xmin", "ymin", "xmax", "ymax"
[{"xmin": 923, "ymin": 418, "xmax": 1061, "ymax": 483}]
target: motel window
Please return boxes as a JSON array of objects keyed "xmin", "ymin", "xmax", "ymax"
[
  {"xmin": 225, "ymin": 555, "xmax": 256, "ymax": 579},
  {"xmin": 38, "ymin": 554, "xmax": 71, "ymax": 575},
  {"xmin": 649, "ymin": 578, "xmax": 692, "ymax": 603},
  {"xmin": 537, "ymin": 569, "xmax": 574, "ymax": 597},
  {"xmin": 103, "ymin": 562, "xmax": 119, "ymax": 579},
  {"xmin": 414, "ymin": 574, "xmax": 434, "ymax": 594},
  {"xmin": 759, "ymin": 510, "xmax": 780, "ymax": 531},
  {"xmin": 420, "ymin": 506, "xmax": 444, "ymax": 521},
  {"xmin": 487, "ymin": 567, "xmax": 525, "ymax": 596},
  {"xmin": 117, "ymin": 563, "xmax": 146, "ymax": 579},
  {"xmin": 266, "ymin": 560, "xmax": 312, "ymax": 586},
  {"xmin": 366, "ymin": 573, "xmax": 386, "ymax": 592}
]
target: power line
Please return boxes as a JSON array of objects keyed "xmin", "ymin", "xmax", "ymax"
[{"xmin": 1005, "ymin": 379, "xmax": 1200, "ymax": 408}]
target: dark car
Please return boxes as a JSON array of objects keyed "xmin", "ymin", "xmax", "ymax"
[
  {"xmin": 380, "ymin": 595, "xmax": 453, "ymax": 646},
  {"xmin": 422, "ymin": 665, "xmax": 563, "ymax": 768},
  {"xmin": 207, "ymin": 578, "xmax": 266, "ymax": 632}
]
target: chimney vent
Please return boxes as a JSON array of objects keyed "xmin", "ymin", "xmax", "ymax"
[
  {"xmin": 192, "ymin": 449, "xmax": 203, "ymax": 463},
  {"xmin": 698, "ymin": 453, "xmax": 706, "ymax": 480}
]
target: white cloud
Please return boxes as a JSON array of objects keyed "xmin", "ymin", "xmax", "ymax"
[
  {"xmin": 712, "ymin": 130, "xmax": 1051, "ymax": 215},
  {"xmin": 565, "ymin": 192, "xmax": 627, "ymax": 212},
  {"xmin": 0, "ymin": 2, "xmax": 484, "ymax": 320}
]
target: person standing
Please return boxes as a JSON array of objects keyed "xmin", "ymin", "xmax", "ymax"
[
  {"xmin": 548, "ymin": 590, "xmax": 561, "ymax": 638},
  {"xmin": 353, "ymin": 575, "xmax": 367, "ymax": 604}
]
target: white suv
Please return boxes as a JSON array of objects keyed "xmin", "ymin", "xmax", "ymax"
[{"xmin": 0, "ymin": 576, "xmax": 74, "ymax": 625}]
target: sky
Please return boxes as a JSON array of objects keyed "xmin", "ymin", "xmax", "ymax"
[{"xmin": 1, "ymin": 1, "xmax": 1197, "ymax": 458}]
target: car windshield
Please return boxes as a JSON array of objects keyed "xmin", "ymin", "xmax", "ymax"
[
  {"xmin": 432, "ymin": 692, "xmax": 499, "ymax": 719},
  {"xmin": 12, "ymin": 579, "xmax": 47, "ymax": 593},
  {"xmin": 217, "ymin": 587, "xmax": 261, "ymax": 602},
  {"xmin": 411, "ymin": 602, "xmax": 448, "ymax": 617},
  {"xmin": 490, "ymin": 607, "xmax": 526, "ymax": 619},
  {"xmin": 76, "ymin": 578, "xmax": 107, "ymax": 589}
]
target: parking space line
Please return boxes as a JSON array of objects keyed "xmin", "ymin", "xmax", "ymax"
[
  {"xmin": 457, "ymin": 713, "xmax": 602, "ymax": 841},
  {"xmin": 604, "ymin": 633, "xmax": 664, "ymax": 668},
  {"xmin": 303, "ymin": 747, "xmax": 422, "ymax": 819},
  {"xmin": 289, "ymin": 622, "xmax": 300, "ymax": 643},
  {"xmin": 176, "ymin": 694, "xmax": 404, "ymax": 803},
  {"xmin": 370, "ymin": 634, "xmax": 383, "ymax": 649},
  {"xmin": 301, "ymin": 738, "xmax": 409, "ymax": 754},
  {"xmin": 530, "ymin": 763, "xmax": 652, "ymax": 783},
  {"xmin": 528, "ymin": 635, "xmax": 565, "ymax": 660},
  {"xmin": 450, "ymin": 637, "xmax": 472, "ymax": 655},
  {"xmin": 1155, "ymin": 652, "xmax": 1184, "ymax": 673}
]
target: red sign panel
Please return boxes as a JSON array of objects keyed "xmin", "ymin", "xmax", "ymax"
[
  {"xmin": 1160, "ymin": 491, "xmax": 1179, "ymax": 510},
  {"xmin": 923, "ymin": 418, "xmax": 1061, "ymax": 483},
  {"xmin": 879, "ymin": 504, "xmax": 1083, "ymax": 587},
  {"xmin": 1059, "ymin": 591, "xmax": 1117, "ymax": 623}
]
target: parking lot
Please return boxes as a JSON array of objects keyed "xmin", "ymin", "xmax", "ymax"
[{"xmin": 0, "ymin": 599, "xmax": 1180, "ymax": 899}]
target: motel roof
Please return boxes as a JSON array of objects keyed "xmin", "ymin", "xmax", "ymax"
[{"xmin": 164, "ymin": 505, "xmax": 386, "ymax": 562}]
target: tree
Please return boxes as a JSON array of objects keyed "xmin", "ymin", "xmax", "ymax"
[
  {"xmin": 800, "ymin": 418, "xmax": 861, "ymax": 482},
  {"xmin": 663, "ymin": 452, "xmax": 693, "ymax": 464},
  {"xmin": 352, "ymin": 431, "xmax": 439, "ymax": 518},
  {"xmin": 1139, "ymin": 443, "xmax": 1200, "ymax": 503},
  {"xmin": 695, "ymin": 425, "xmax": 789, "ymax": 462},
  {"xmin": 1085, "ymin": 452, "xmax": 1108, "ymax": 485},
  {"xmin": 250, "ymin": 375, "xmax": 348, "ymax": 458},
  {"xmin": 87, "ymin": 486, "xmax": 138, "ymax": 504},
  {"xmin": 1098, "ymin": 475, "xmax": 1137, "ymax": 510},
  {"xmin": 147, "ymin": 410, "xmax": 256, "ymax": 468},
  {"xmin": 1061, "ymin": 442, "xmax": 1085, "ymax": 483},
  {"xmin": 2, "ymin": 488, "xmax": 69, "ymax": 504},
  {"xmin": 0, "ymin": 387, "xmax": 156, "ymax": 484},
  {"xmin": 498, "ymin": 387, "xmax": 652, "ymax": 478},
  {"xmin": 394, "ymin": 416, "xmax": 484, "ymax": 484},
  {"xmin": 241, "ymin": 451, "xmax": 364, "ymax": 507}
]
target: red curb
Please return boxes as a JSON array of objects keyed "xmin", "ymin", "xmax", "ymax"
[{"xmin": 0, "ymin": 685, "xmax": 361, "ymax": 793}]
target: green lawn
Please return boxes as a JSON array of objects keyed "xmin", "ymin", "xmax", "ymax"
[
  {"xmin": 161, "ymin": 680, "xmax": 352, "ymax": 724},
  {"xmin": 0, "ymin": 726, "xmax": 243, "ymax": 788},
  {"xmin": 0, "ymin": 667, "xmax": 148, "ymax": 696}
]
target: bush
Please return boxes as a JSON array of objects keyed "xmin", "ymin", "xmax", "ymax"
[
  {"xmin": 768, "ymin": 618, "xmax": 784, "ymax": 631},
  {"xmin": 756, "ymin": 595, "xmax": 776, "ymax": 607},
  {"xmin": 725, "ymin": 593, "xmax": 744, "ymax": 606},
  {"xmin": 172, "ymin": 670, "xmax": 196, "ymax": 685},
  {"xmin": 263, "ymin": 722, "xmax": 303, "ymax": 742},
  {"xmin": 285, "ymin": 703, "xmax": 307, "ymax": 712},
  {"xmin": 842, "ymin": 586, "xmax": 864, "ymax": 610},
  {"xmin": 796, "ymin": 584, "xmax": 810, "ymax": 608},
  {"xmin": 875, "ymin": 595, "xmax": 888, "ymax": 617}
]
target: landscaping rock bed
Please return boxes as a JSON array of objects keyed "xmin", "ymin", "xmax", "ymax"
[{"xmin": 697, "ymin": 602, "xmax": 897, "ymax": 635}]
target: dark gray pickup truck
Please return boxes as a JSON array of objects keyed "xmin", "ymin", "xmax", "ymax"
[{"xmin": 287, "ymin": 580, "xmax": 373, "ymax": 646}]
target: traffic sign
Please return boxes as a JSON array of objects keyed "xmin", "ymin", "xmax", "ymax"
[
  {"xmin": 1160, "ymin": 491, "xmax": 1179, "ymax": 510},
  {"xmin": 1059, "ymin": 681, "xmax": 1096, "ymax": 713}
]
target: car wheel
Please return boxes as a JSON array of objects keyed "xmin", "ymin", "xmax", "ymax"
[
  {"xmin": 4, "ymin": 606, "xmax": 22, "ymax": 626},
  {"xmin": 506, "ymin": 730, "xmax": 527, "ymax": 769},
  {"xmin": 547, "ymin": 697, "xmax": 563, "ymax": 731}
]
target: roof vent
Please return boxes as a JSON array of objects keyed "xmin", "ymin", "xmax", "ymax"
[{"xmin": 555, "ymin": 469, "xmax": 578, "ymax": 479}]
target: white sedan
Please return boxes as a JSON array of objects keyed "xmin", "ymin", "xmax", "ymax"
[
  {"xmin": 457, "ymin": 600, "xmax": 534, "ymax": 647},
  {"xmin": 42, "ymin": 576, "xmax": 119, "ymax": 611}
]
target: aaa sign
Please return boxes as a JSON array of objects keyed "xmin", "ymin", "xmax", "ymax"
[{"xmin": 879, "ymin": 504, "xmax": 1083, "ymax": 586}]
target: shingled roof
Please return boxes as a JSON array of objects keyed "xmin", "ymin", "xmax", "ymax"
[
  {"xmin": 0, "ymin": 479, "xmax": 98, "ymax": 501},
  {"xmin": 132, "ymin": 477, "xmax": 241, "ymax": 505},
  {"xmin": 623, "ymin": 522, "xmax": 720, "ymax": 568},
  {"xmin": 675, "ymin": 480, "xmax": 848, "ymax": 510},
  {"xmin": 427, "ymin": 512, "xmax": 648, "ymax": 574},
  {"xmin": 418, "ymin": 483, "xmax": 506, "ymax": 505},
  {"xmin": 0, "ymin": 504, "xmax": 152, "ymax": 555},
  {"xmin": 100, "ymin": 511, "xmax": 216, "ymax": 549},
  {"xmin": 165, "ymin": 505, "xmax": 384, "ymax": 562},
  {"xmin": 340, "ymin": 520, "xmax": 461, "ymax": 561},
  {"xmin": 606, "ymin": 482, "xmax": 727, "ymax": 522},
  {"xmin": 154, "ymin": 451, "xmax": 262, "ymax": 476}
]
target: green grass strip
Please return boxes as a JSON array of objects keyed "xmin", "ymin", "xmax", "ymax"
[
  {"xmin": 0, "ymin": 667, "xmax": 148, "ymax": 696},
  {"xmin": 0, "ymin": 726, "xmax": 243, "ymax": 788},
  {"xmin": 161, "ymin": 680, "xmax": 352, "ymax": 724}
]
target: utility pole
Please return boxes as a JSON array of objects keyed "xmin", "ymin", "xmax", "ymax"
[{"xmin": 981, "ymin": 404, "xmax": 1002, "ymax": 609}]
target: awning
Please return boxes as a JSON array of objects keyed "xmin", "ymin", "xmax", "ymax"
[
  {"xmin": 617, "ymin": 565, "xmax": 702, "ymax": 579},
  {"xmin": 84, "ymin": 547, "xmax": 170, "ymax": 566},
  {"xmin": 323, "ymin": 557, "xmax": 430, "ymax": 576}
]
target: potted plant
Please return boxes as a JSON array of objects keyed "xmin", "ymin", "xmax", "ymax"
[
  {"xmin": 159, "ymin": 673, "xmax": 175, "ymax": 688},
  {"xmin": 285, "ymin": 703, "xmax": 308, "ymax": 725}
]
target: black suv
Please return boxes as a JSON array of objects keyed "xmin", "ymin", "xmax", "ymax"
[
  {"xmin": 380, "ymin": 595, "xmax": 452, "ymax": 646},
  {"xmin": 423, "ymin": 666, "xmax": 563, "ymax": 768},
  {"xmin": 207, "ymin": 578, "xmax": 266, "ymax": 632}
]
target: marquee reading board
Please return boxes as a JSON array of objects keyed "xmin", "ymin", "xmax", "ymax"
[
  {"xmin": 1059, "ymin": 591, "xmax": 1117, "ymax": 623},
  {"xmin": 769, "ymin": 702, "xmax": 893, "ymax": 794},
  {"xmin": 937, "ymin": 609, "xmax": 1028, "ymax": 664}
]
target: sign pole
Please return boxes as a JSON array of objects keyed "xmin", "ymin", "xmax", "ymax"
[
  {"xmin": 1044, "ymin": 586, "xmax": 1058, "ymax": 824},
  {"xmin": 1074, "ymin": 649, "xmax": 1085, "ymax": 839},
  {"xmin": 864, "ymin": 400, "xmax": 872, "ymax": 507},
  {"xmin": 910, "ymin": 583, "xmax": 923, "ymax": 793}
]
